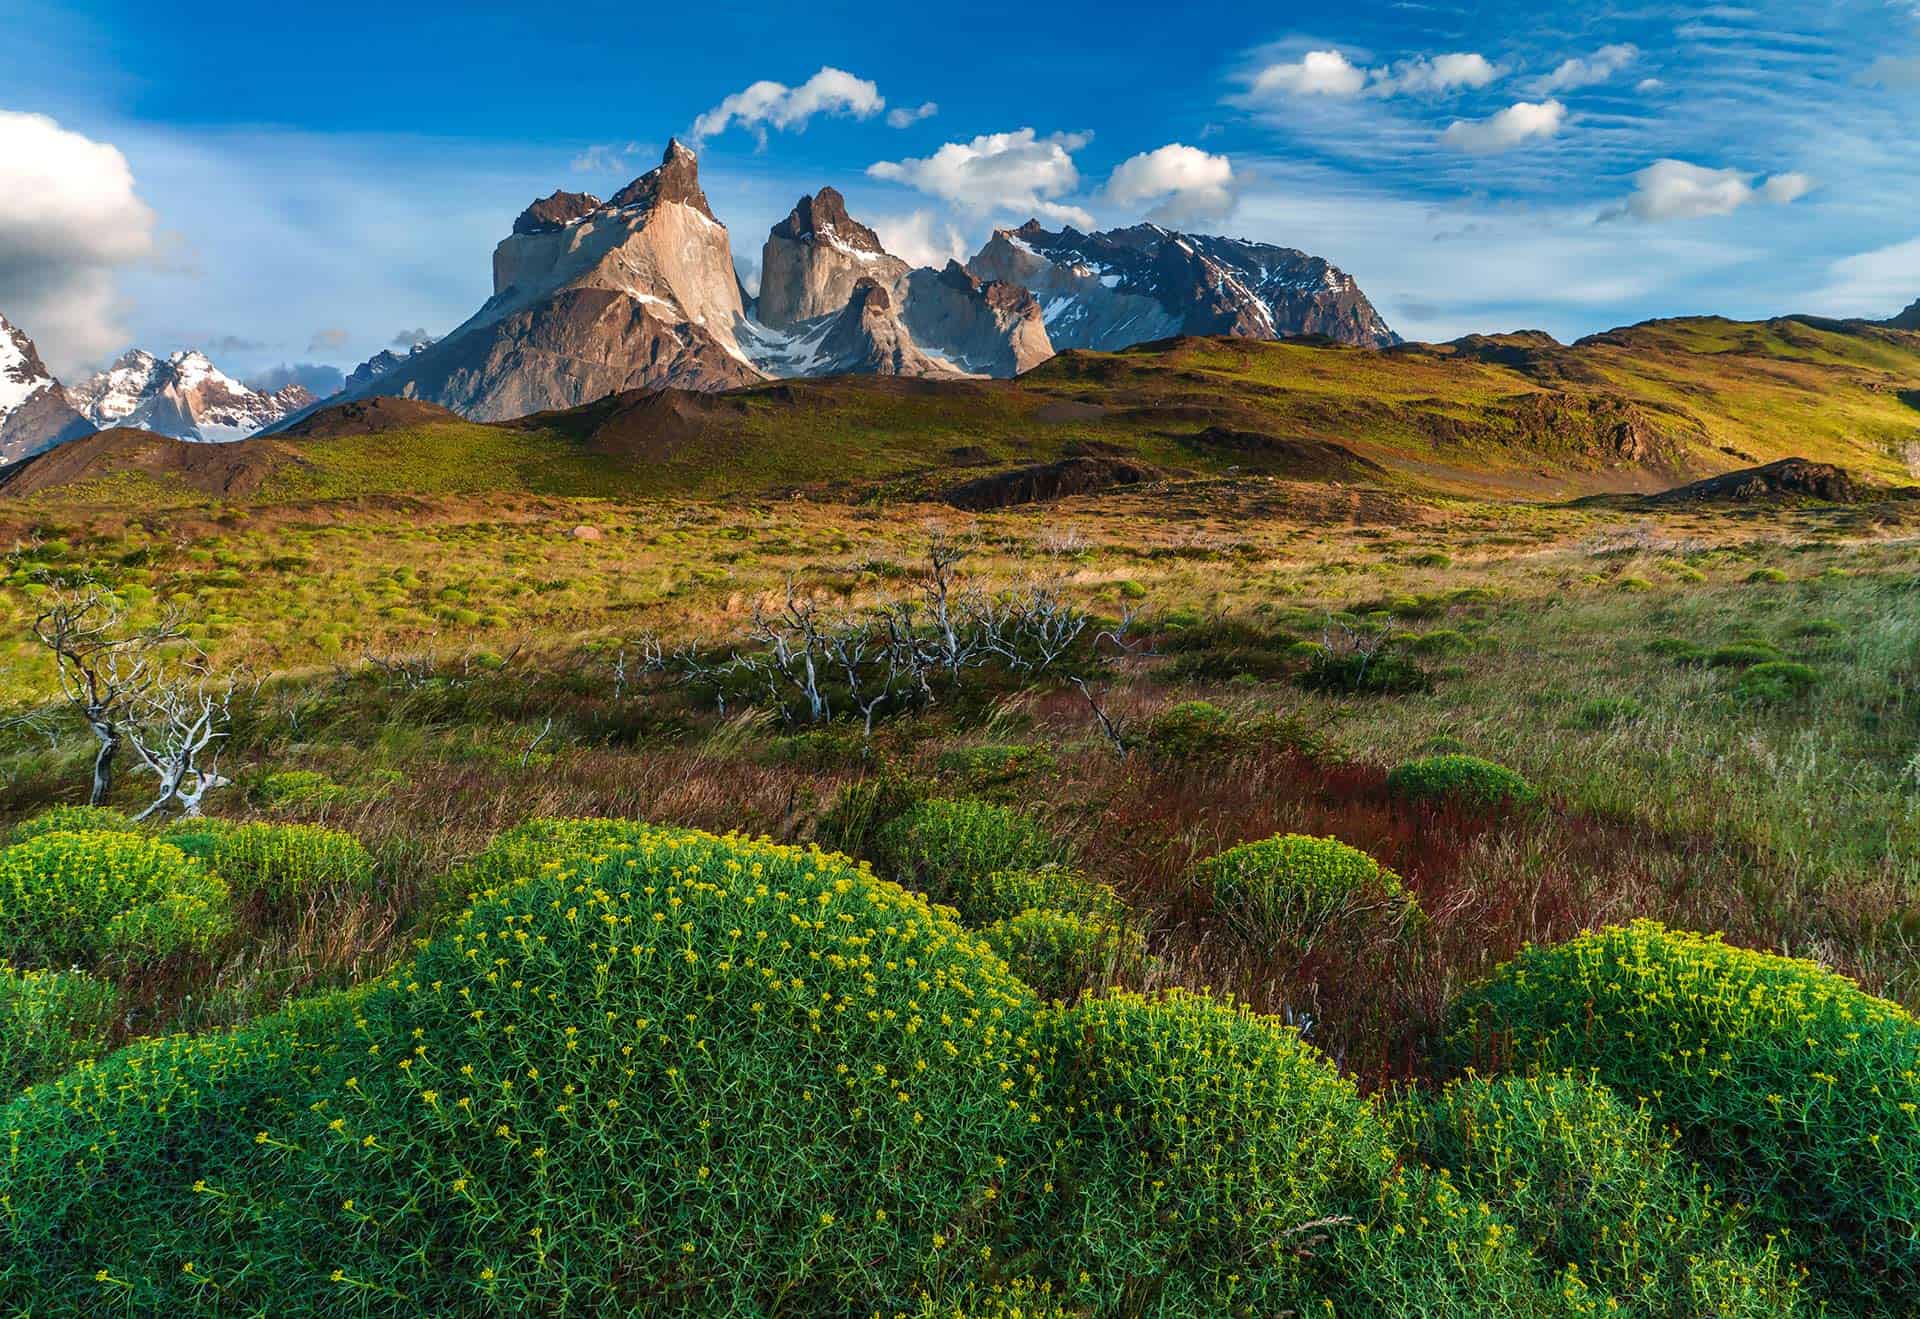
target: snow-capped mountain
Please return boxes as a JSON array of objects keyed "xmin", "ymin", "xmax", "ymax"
[
  {"xmin": 71, "ymin": 349, "xmax": 315, "ymax": 442},
  {"xmin": 0, "ymin": 313, "xmax": 94, "ymax": 466},
  {"xmin": 969, "ymin": 221, "xmax": 1399, "ymax": 351}
]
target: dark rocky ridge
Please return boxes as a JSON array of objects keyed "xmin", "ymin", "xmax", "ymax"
[
  {"xmin": 1648, "ymin": 458, "xmax": 1862, "ymax": 505},
  {"xmin": 513, "ymin": 190, "xmax": 603, "ymax": 236},
  {"xmin": 606, "ymin": 139, "xmax": 717, "ymax": 222},
  {"xmin": 1888, "ymin": 299, "xmax": 1920, "ymax": 331}
]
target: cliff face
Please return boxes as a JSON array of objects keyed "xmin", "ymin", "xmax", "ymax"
[
  {"xmin": 901, "ymin": 262, "xmax": 1054, "ymax": 377},
  {"xmin": 756, "ymin": 188, "xmax": 910, "ymax": 329}
]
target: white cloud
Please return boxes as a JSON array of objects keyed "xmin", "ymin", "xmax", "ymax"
[
  {"xmin": 1528, "ymin": 43, "xmax": 1639, "ymax": 94},
  {"xmin": 1106, "ymin": 144, "xmax": 1238, "ymax": 226},
  {"xmin": 1374, "ymin": 53, "xmax": 1502, "ymax": 95},
  {"xmin": 1606, "ymin": 159, "xmax": 1815, "ymax": 222},
  {"xmin": 1247, "ymin": 48, "xmax": 1499, "ymax": 100},
  {"xmin": 871, "ymin": 211, "xmax": 972, "ymax": 269},
  {"xmin": 1439, "ymin": 100, "xmax": 1566, "ymax": 153},
  {"xmin": 885, "ymin": 102, "xmax": 938, "ymax": 129},
  {"xmin": 690, "ymin": 68, "xmax": 885, "ymax": 145},
  {"xmin": 1815, "ymin": 235, "xmax": 1920, "ymax": 317},
  {"xmin": 1636, "ymin": 78, "xmax": 1666, "ymax": 94},
  {"xmin": 1249, "ymin": 50, "xmax": 1369, "ymax": 98},
  {"xmin": 0, "ymin": 110, "xmax": 156, "ymax": 375},
  {"xmin": 868, "ymin": 129, "xmax": 1095, "ymax": 228},
  {"xmin": 569, "ymin": 142, "xmax": 649, "ymax": 174}
]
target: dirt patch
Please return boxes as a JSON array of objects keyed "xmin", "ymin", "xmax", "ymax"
[{"xmin": 944, "ymin": 456, "xmax": 1164, "ymax": 510}]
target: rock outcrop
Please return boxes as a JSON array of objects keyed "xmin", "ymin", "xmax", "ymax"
[
  {"xmin": 756, "ymin": 188, "xmax": 909, "ymax": 329},
  {"xmin": 901, "ymin": 262, "xmax": 1054, "ymax": 377}
]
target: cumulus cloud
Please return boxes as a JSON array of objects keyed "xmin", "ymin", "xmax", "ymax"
[
  {"xmin": 0, "ymin": 110, "xmax": 156, "ymax": 375},
  {"xmin": 867, "ymin": 129, "xmax": 1095, "ymax": 228},
  {"xmin": 307, "ymin": 326, "xmax": 351, "ymax": 353},
  {"xmin": 690, "ymin": 67, "xmax": 884, "ymax": 145},
  {"xmin": 247, "ymin": 362, "xmax": 344, "ymax": 397},
  {"xmin": 885, "ymin": 102, "xmax": 938, "ymax": 129},
  {"xmin": 1603, "ymin": 160, "xmax": 1816, "ymax": 222},
  {"xmin": 1106, "ymin": 144, "xmax": 1239, "ymax": 226},
  {"xmin": 1250, "ymin": 49, "xmax": 1370, "ymax": 97},
  {"xmin": 1528, "ymin": 43, "xmax": 1639, "ymax": 94},
  {"xmin": 1439, "ymin": 100, "xmax": 1566, "ymax": 153},
  {"xmin": 1247, "ymin": 49, "xmax": 1500, "ymax": 99},
  {"xmin": 871, "ymin": 211, "xmax": 972, "ymax": 269},
  {"xmin": 1636, "ymin": 78, "xmax": 1666, "ymax": 94}
]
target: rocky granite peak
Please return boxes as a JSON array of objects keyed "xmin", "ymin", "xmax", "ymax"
[
  {"xmin": 513, "ymin": 190, "xmax": 604, "ymax": 236},
  {"xmin": 607, "ymin": 139, "xmax": 717, "ymax": 222},
  {"xmin": 771, "ymin": 187, "xmax": 886, "ymax": 255}
]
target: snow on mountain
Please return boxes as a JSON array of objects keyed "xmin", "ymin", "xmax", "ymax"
[
  {"xmin": 969, "ymin": 221, "xmax": 1399, "ymax": 351},
  {"xmin": 70, "ymin": 349, "xmax": 314, "ymax": 442},
  {"xmin": 0, "ymin": 313, "xmax": 95, "ymax": 466}
]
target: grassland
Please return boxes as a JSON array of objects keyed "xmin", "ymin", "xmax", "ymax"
[{"xmin": 1, "ymin": 324, "xmax": 1918, "ymax": 1313}]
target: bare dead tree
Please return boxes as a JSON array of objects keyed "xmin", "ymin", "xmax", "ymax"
[
  {"xmin": 31, "ymin": 587, "xmax": 186, "ymax": 804},
  {"xmin": 124, "ymin": 665, "xmax": 242, "ymax": 821},
  {"xmin": 1071, "ymin": 676, "xmax": 1129, "ymax": 755},
  {"xmin": 1320, "ymin": 616, "xmax": 1397, "ymax": 687}
]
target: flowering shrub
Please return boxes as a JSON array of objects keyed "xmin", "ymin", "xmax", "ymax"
[
  {"xmin": 980, "ymin": 908, "xmax": 1147, "ymax": 1001},
  {"xmin": 205, "ymin": 823, "xmax": 376, "ymax": 904},
  {"xmin": 5, "ymin": 806, "xmax": 138, "ymax": 846},
  {"xmin": 0, "ymin": 826, "xmax": 1049, "ymax": 1314},
  {"xmin": 1, "ymin": 964, "xmax": 118, "ymax": 1093},
  {"xmin": 1413, "ymin": 1073, "xmax": 1801, "ymax": 1317},
  {"xmin": 0, "ymin": 831, "xmax": 232, "ymax": 966},
  {"xmin": 873, "ymin": 798, "xmax": 1064, "ymax": 915},
  {"xmin": 1446, "ymin": 920, "xmax": 1920, "ymax": 1311},
  {"xmin": 1192, "ymin": 833, "xmax": 1418, "ymax": 953},
  {"xmin": 1385, "ymin": 754, "xmax": 1536, "ymax": 809},
  {"xmin": 975, "ymin": 866, "xmax": 1128, "ymax": 926}
]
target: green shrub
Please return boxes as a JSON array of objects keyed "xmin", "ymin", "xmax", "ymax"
[
  {"xmin": 1732, "ymin": 661, "xmax": 1819, "ymax": 704},
  {"xmin": 1142, "ymin": 699, "xmax": 1238, "ymax": 760},
  {"xmin": 1647, "ymin": 636, "xmax": 1705, "ymax": 661},
  {"xmin": 974, "ymin": 865, "xmax": 1128, "ymax": 926},
  {"xmin": 1409, "ymin": 628, "xmax": 1469, "ymax": 655},
  {"xmin": 1035, "ymin": 991, "xmax": 1563, "ymax": 1316},
  {"xmin": 935, "ymin": 744, "xmax": 1056, "ymax": 795},
  {"xmin": 1747, "ymin": 567, "xmax": 1790, "ymax": 584},
  {"xmin": 1386, "ymin": 754, "xmax": 1537, "ymax": 809},
  {"xmin": 256, "ymin": 769, "xmax": 346, "ymax": 808},
  {"xmin": 1445, "ymin": 920, "xmax": 1920, "ymax": 1312},
  {"xmin": 1792, "ymin": 618, "xmax": 1841, "ymax": 639},
  {"xmin": 873, "ymin": 798, "xmax": 1063, "ymax": 911},
  {"xmin": 157, "ymin": 816, "xmax": 237, "ymax": 865},
  {"xmin": 1617, "ymin": 576, "xmax": 1655, "ymax": 592},
  {"xmin": 916, "ymin": 1279, "xmax": 1074, "ymax": 1318},
  {"xmin": 1414, "ymin": 1073, "xmax": 1801, "ymax": 1317},
  {"xmin": 1297, "ymin": 644, "xmax": 1432, "ymax": 696},
  {"xmin": 0, "ymin": 832, "xmax": 231, "ymax": 966},
  {"xmin": 813, "ymin": 771, "xmax": 925, "ymax": 862},
  {"xmin": 1192, "ymin": 833, "xmax": 1417, "ymax": 954},
  {"xmin": 0, "ymin": 827, "xmax": 1049, "ymax": 1314},
  {"xmin": 0, "ymin": 964, "xmax": 118, "ymax": 1093},
  {"xmin": 1704, "ymin": 642, "xmax": 1783, "ymax": 669},
  {"xmin": 1409, "ymin": 550, "xmax": 1453, "ymax": 568},
  {"xmin": 4, "ymin": 806, "xmax": 138, "ymax": 846},
  {"xmin": 981, "ymin": 908, "xmax": 1147, "ymax": 1000},
  {"xmin": 1569, "ymin": 696, "xmax": 1642, "ymax": 730},
  {"xmin": 208, "ymin": 823, "xmax": 376, "ymax": 904}
]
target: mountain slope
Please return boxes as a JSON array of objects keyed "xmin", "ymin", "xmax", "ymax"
[
  {"xmin": 900, "ymin": 263, "xmax": 1054, "ymax": 377},
  {"xmin": 72, "ymin": 349, "xmax": 314, "ymax": 441},
  {"xmin": 0, "ymin": 314, "xmax": 92, "ymax": 466},
  {"xmin": 970, "ymin": 221, "xmax": 1398, "ymax": 351},
  {"xmin": 1887, "ymin": 299, "xmax": 1920, "ymax": 331},
  {"xmin": 756, "ymin": 188, "xmax": 909, "ymax": 329}
]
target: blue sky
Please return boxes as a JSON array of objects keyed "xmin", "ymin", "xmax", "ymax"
[{"xmin": 2, "ymin": 0, "xmax": 1918, "ymax": 382}]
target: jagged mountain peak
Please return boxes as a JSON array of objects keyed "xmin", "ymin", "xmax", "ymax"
[
  {"xmin": 0, "ymin": 312, "xmax": 95, "ymax": 465},
  {"xmin": 70, "ymin": 345, "xmax": 310, "ymax": 443},
  {"xmin": 607, "ymin": 139, "xmax": 718, "ymax": 222},
  {"xmin": 757, "ymin": 186, "xmax": 908, "ymax": 329},
  {"xmin": 771, "ymin": 188, "xmax": 887, "ymax": 256},
  {"xmin": 513, "ymin": 190, "xmax": 604, "ymax": 236},
  {"xmin": 1888, "ymin": 298, "xmax": 1920, "ymax": 331}
]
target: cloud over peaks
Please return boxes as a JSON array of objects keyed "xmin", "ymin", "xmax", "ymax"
[
  {"xmin": 0, "ymin": 110, "xmax": 156, "ymax": 375},
  {"xmin": 691, "ymin": 68, "xmax": 885, "ymax": 145},
  {"xmin": 868, "ymin": 129, "xmax": 1095, "ymax": 228},
  {"xmin": 1106, "ymin": 144, "xmax": 1239, "ymax": 226}
]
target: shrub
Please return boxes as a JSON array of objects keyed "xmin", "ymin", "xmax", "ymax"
[
  {"xmin": 0, "ymin": 832, "xmax": 231, "ymax": 966},
  {"xmin": 1297, "ymin": 644, "xmax": 1432, "ymax": 696},
  {"xmin": 981, "ymin": 908, "xmax": 1147, "ymax": 1000},
  {"xmin": 1705, "ymin": 642, "xmax": 1783, "ymax": 669},
  {"xmin": 1647, "ymin": 636, "xmax": 1705, "ymax": 661},
  {"xmin": 4, "ymin": 806, "xmax": 138, "ymax": 846},
  {"xmin": 1409, "ymin": 628, "xmax": 1469, "ymax": 655},
  {"xmin": 1445, "ymin": 920, "xmax": 1920, "ymax": 1311},
  {"xmin": 208, "ymin": 823, "xmax": 377, "ymax": 904},
  {"xmin": 873, "ymin": 797, "xmax": 1063, "ymax": 911},
  {"xmin": 814, "ymin": 770, "xmax": 925, "ymax": 863},
  {"xmin": 1569, "ymin": 696, "xmax": 1642, "ymax": 730},
  {"xmin": 1414, "ymin": 1073, "xmax": 1801, "ymax": 1318},
  {"xmin": 1192, "ymin": 833, "xmax": 1418, "ymax": 954},
  {"xmin": 1409, "ymin": 550, "xmax": 1453, "ymax": 568},
  {"xmin": 1034, "ymin": 991, "xmax": 1563, "ymax": 1316},
  {"xmin": 0, "ymin": 827, "xmax": 1049, "ymax": 1315},
  {"xmin": 1732, "ymin": 661, "xmax": 1819, "ymax": 704},
  {"xmin": 1617, "ymin": 576, "xmax": 1654, "ymax": 592},
  {"xmin": 1747, "ymin": 567, "xmax": 1790, "ymax": 584},
  {"xmin": 1386, "ymin": 754, "xmax": 1536, "ymax": 809},
  {"xmin": 1, "ymin": 964, "xmax": 118, "ymax": 1093},
  {"xmin": 1142, "ymin": 699, "xmax": 1238, "ymax": 761},
  {"xmin": 974, "ymin": 865, "xmax": 1128, "ymax": 926},
  {"xmin": 1792, "ymin": 618, "xmax": 1841, "ymax": 639},
  {"xmin": 256, "ymin": 769, "xmax": 345, "ymax": 809},
  {"xmin": 935, "ymin": 744, "xmax": 1056, "ymax": 795}
]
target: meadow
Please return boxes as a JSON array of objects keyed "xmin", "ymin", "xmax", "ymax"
[{"xmin": 2, "ymin": 328, "xmax": 1919, "ymax": 1314}]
